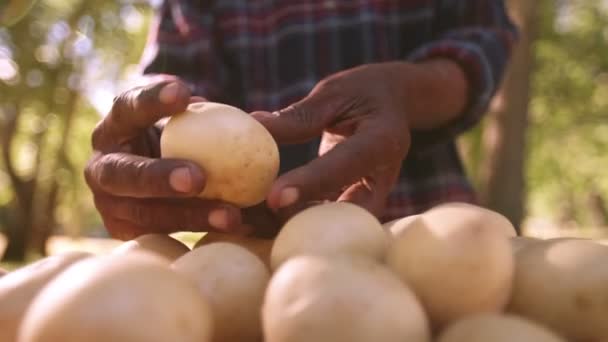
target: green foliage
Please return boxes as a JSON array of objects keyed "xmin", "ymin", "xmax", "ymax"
[
  {"xmin": 526, "ymin": 0, "xmax": 608, "ymax": 225},
  {"xmin": 0, "ymin": 0, "xmax": 152, "ymax": 248}
]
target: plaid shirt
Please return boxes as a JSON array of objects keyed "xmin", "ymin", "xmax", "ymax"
[{"xmin": 141, "ymin": 0, "xmax": 517, "ymax": 222}]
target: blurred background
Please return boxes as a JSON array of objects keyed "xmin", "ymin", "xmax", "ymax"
[{"xmin": 0, "ymin": 0, "xmax": 607, "ymax": 264}]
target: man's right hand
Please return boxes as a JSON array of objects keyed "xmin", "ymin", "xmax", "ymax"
[{"xmin": 84, "ymin": 81, "xmax": 243, "ymax": 240}]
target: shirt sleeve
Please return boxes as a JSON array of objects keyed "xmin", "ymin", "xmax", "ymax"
[
  {"xmin": 138, "ymin": 0, "xmax": 223, "ymax": 99},
  {"xmin": 406, "ymin": 0, "xmax": 518, "ymax": 151}
]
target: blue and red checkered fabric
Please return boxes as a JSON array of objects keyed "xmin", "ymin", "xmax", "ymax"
[{"xmin": 140, "ymin": 0, "xmax": 518, "ymax": 222}]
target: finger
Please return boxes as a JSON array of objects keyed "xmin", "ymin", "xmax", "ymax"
[
  {"xmin": 250, "ymin": 83, "xmax": 349, "ymax": 144},
  {"xmin": 94, "ymin": 194, "xmax": 243, "ymax": 233},
  {"xmin": 338, "ymin": 162, "xmax": 401, "ymax": 218},
  {"xmin": 102, "ymin": 217, "xmax": 150, "ymax": 241},
  {"xmin": 266, "ymin": 122, "xmax": 410, "ymax": 210},
  {"xmin": 338, "ymin": 178, "xmax": 390, "ymax": 217},
  {"xmin": 93, "ymin": 81, "xmax": 191, "ymax": 150},
  {"xmin": 85, "ymin": 152, "xmax": 205, "ymax": 198},
  {"xmin": 190, "ymin": 96, "xmax": 207, "ymax": 103},
  {"xmin": 143, "ymin": 95, "xmax": 206, "ymax": 136},
  {"xmin": 241, "ymin": 204, "xmax": 281, "ymax": 237}
]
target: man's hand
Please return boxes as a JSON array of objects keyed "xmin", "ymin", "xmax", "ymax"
[
  {"xmin": 253, "ymin": 60, "xmax": 468, "ymax": 218},
  {"xmin": 84, "ymin": 81, "xmax": 243, "ymax": 240}
]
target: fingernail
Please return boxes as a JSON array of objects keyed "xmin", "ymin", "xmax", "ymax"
[
  {"xmin": 209, "ymin": 209, "xmax": 230, "ymax": 230},
  {"xmin": 159, "ymin": 82, "xmax": 180, "ymax": 104},
  {"xmin": 169, "ymin": 167, "xmax": 192, "ymax": 193},
  {"xmin": 251, "ymin": 111, "xmax": 279, "ymax": 120},
  {"xmin": 278, "ymin": 187, "xmax": 299, "ymax": 208}
]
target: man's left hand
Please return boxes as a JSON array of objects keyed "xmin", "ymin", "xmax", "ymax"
[{"xmin": 252, "ymin": 62, "xmax": 416, "ymax": 218}]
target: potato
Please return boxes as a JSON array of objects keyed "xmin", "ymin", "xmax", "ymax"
[
  {"xmin": 194, "ymin": 232, "xmax": 273, "ymax": 269},
  {"xmin": 172, "ymin": 242, "xmax": 270, "ymax": 342},
  {"xmin": 271, "ymin": 202, "xmax": 388, "ymax": 270},
  {"xmin": 383, "ymin": 214, "xmax": 422, "ymax": 237},
  {"xmin": 19, "ymin": 251, "xmax": 212, "ymax": 342},
  {"xmin": 510, "ymin": 236, "xmax": 541, "ymax": 255},
  {"xmin": 508, "ymin": 239, "xmax": 608, "ymax": 341},
  {"xmin": 0, "ymin": 251, "xmax": 91, "ymax": 342},
  {"xmin": 425, "ymin": 202, "xmax": 517, "ymax": 237},
  {"xmin": 161, "ymin": 102, "xmax": 279, "ymax": 208},
  {"xmin": 263, "ymin": 256, "xmax": 430, "ymax": 342},
  {"xmin": 437, "ymin": 313, "xmax": 565, "ymax": 342},
  {"xmin": 112, "ymin": 233, "xmax": 190, "ymax": 261},
  {"xmin": 386, "ymin": 205, "xmax": 514, "ymax": 328}
]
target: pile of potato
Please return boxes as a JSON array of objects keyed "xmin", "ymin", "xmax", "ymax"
[
  {"xmin": 0, "ymin": 201, "xmax": 606, "ymax": 341},
  {"xmin": 2, "ymin": 103, "xmax": 606, "ymax": 341}
]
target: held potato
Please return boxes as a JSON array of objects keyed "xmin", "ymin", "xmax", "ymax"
[
  {"xmin": 437, "ymin": 313, "xmax": 565, "ymax": 342},
  {"xmin": 161, "ymin": 102, "xmax": 279, "ymax": 208},
  {"xmin": 270, "ymin": 202, "xmax": 388, "ymax": 270},
  {"xmin": 387, "ymin": 206, "xmax": 514, "ymax": 328},
  {"xmin": 194, "ymin": 232, "xmax": 273, "ymax": 269},
  {"xmin": 263, "ymin": 256, "xmax": 430, "ymax": 342},
  {"xmin": 508, "ymin": 239, "xmax": 608, "ymax": 341},
  {"xmin": 0, "ymin": 251, "xmax": 91, "ymax": 342},
  {"xmin": 19, "ymin": 252, "xmax": 212, "ymax": 342},
  {"xmin": 172, "ymin": 243, "xmax": 270, "ymax": 342},
  {"xmin": 112, "ymin": 233, "xmax": 190, "ymax": 261}
]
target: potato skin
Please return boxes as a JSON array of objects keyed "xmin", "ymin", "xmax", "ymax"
[
  {"xmin": 112, "ymin": 234, "xmax": 190, "ymax": 261},
  {"xmin": 387, "ymin": 208, "xmax": 514, "ymax": 328},
  {"xmin": 424, "ymin": 202, "xmax": 517, "ymax": 237},
  {"xmin": 263, "ymin": 256, "xmax": 430, "ymax": 342},
  {"xmin": 510, "ymin": 236, "xmax": 541, "ymax": 255},
  {"xmin": 173, "ymin": 243, "xmax": 270, "ymax": 342},
  {"xmin": 0, "ymin": 252, "xmax": 91, "ymax": 342},
  {"xmin": 161, "ymin": 102, "xmax": 279, "ymax": 208},
  {"xmin": 437, "ymin": 314, "xmax": 565, "ymax": 342},
  {"xmin": 194, "ymin": 232, "xmax": 273, "ymax": 269},
  {"xmin": 270, "ymin": 202, "xmax": 388, "ymax": 270},
  {"xmin": 508, "ymin": 239, "xmax": 608, "ymax": 341},
  {"xmin": 19, "ymin": 252, "xmax": 212, "ymax": 342}
]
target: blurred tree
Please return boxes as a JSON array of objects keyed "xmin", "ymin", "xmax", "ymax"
[
  {"xmin": 461, "ymin": 0, "xmax": 608, "ymax": 231},
  {"xmin": 478, "ymin": 0, "xmax": 539, "ymax": 230},
  {"xmin": 0, "ymin": 0, "xmax": 150, "ymax": 261},
  {"xmin": 526, "ymin": 0, "xmax": 608, "ymax": 229}
]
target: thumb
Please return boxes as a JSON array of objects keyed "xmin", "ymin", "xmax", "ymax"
[{"xmin": 250, "ymin": 89, "xmax": 341, "ymax": 144}]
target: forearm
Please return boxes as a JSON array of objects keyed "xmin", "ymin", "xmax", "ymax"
[{"xmin": 391, "ymin": 59, "xmax": 470, "ymax": 131}]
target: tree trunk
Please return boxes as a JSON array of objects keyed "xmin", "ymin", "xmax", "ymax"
[
  {"xmin": 0, "ymin": 103, "xmax": 32, "ymax": 261},
  {"xmin": 479, "ymin": 0, "xmax": 539, "ymax": 231},
  {"xmin": 587, "ymin": 190, "xmax": 608, "ymax": 228}
]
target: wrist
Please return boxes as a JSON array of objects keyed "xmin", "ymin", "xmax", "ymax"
[{"xmin": 385, "ymin": 59, "xmax": 470, "ymax": 131}]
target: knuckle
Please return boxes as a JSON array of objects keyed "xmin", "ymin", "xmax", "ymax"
[
  {"xmin": 110, "ymin": 90, "xmax": 137, "ymax": 127},
  {"xmin": 317, "ymin": 76, "xmax": 343, "ymax": 93},
  {"xmin": 91, "ymin": 120, "xmax": 109, "ymax": 150},
  {"xmin": 83, "ymin": 160, "xmax": 96, "ymax": 190},
  {"xmin": 180, "ymin": 205, "xmax": 208, "ymax": 230},
  {"xmin": 133, "ymin": 159, "xmax": 170, "ymax": 195},
  {"xmin": 95, "ymin": 158, "xmax": 115, "ymax": 189},
  {"xmin": 281, "ymin": 103, "xmax": 315, "ymax": 127},
  {"xmin": 129, "ymin": 202, "xmax": 151, "ymax": 227},
  {"xmin": 92, "ymin": 195, "xmax": 111, "ymax": 217},
  {"xmin": 95, "ymin": 154, "xmax": 126, "ymax": 191}
]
